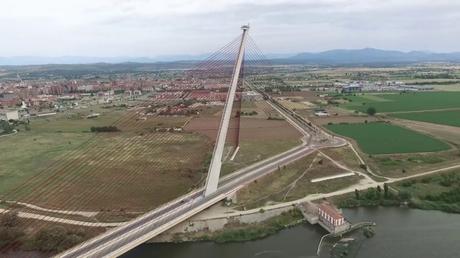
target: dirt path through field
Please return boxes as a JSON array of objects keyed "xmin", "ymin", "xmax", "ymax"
[
  {"xmin": 391, "ymin": 118, "xmax": 460, "ymax": 145},
  {"xmin": 385, "ymin": 107, "xmax": 460, "ymax": 114}
]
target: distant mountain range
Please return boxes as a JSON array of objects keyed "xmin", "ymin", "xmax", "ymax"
[
  {"xmin": 286, "ymin": 48, "xmax": 460, "ymax": 64},
  {"xmin": 0, "ymin": 55, "xmax": 206, "ymax": 66},
  {"xmin": 1, "ymin": 48, "xmax": 460, "ymax": 66}
]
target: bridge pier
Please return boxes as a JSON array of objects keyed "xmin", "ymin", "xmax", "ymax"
[{"xmin": 224, "ymin": 192, "xmax": 238, "ymax": 206}]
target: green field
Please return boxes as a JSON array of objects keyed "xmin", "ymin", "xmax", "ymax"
[
  {"xmin": 0, "ymin": 107, "xmax": 124, "ymax": 194},
  {"xmin": 0, "ymin": 131, "xmax": 91, "ymax": 194},
  {"xmin": 391, "ymin": 110, "xmax": 460, "ymax": 127},
  {"xmin": 0, "ymin": 106, "xmax": 211, "ymax": 212},
  {"xmin": 341, "ymin": 92, "xmax": 460, "ymax": 113},
  {"xmin": 326, "ymin": 122, "xmax": 450, "ymax": 154}
]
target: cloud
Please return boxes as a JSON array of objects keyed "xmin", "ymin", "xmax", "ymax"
[{"xmin": 0, "ymin": 0, "xmax": 459, "ymax": 56}]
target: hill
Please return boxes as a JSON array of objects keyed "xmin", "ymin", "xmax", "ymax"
[{"xmin": 286, "ymin": 48, "xmax": 460, "ymax": 64}]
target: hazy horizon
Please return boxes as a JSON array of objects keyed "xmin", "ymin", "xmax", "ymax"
[
  {"xmin": 2, "ymin": 0, "xmax": 460, "ymax": 58},
  {"xmin": 2, "ymin": 47, "xmax": 460, "ymax": 59}
]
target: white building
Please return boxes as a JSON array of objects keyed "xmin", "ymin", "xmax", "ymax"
[
  {"xmin": 242, "ymin": 91, "xmax": 263, "ymax": 101},
  {"xmin": 314, "ymin": 111, "xmax": 329, "ymax": 117},
  {"xmin": 6, "ymin": 110, "xmax": 19, "ymax": 121}
]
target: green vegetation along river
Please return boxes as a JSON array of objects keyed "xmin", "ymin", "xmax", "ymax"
[{"xmin": 122, "ymin": 207, "xmax": 460, "ymax": 258}]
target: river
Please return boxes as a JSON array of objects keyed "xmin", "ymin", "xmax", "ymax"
[{"xmin": 122, "ymin": 207, "xmax": 460, "ymax": 258}]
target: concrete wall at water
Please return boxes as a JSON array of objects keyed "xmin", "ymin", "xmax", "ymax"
[{"xmin": 149, "ymin": 205, "xmax": 294, "ymax": 243}]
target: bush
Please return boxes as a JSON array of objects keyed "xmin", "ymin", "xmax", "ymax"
[
  {"xmin": 0, "ymin": 120, "xmax": 14, "ymax": 134},
  {"xmin": 363, "ymin": 226, "xmax": 375, "ymax": 238},
  {"xmin": 1, "ymin": 211, "xmax": 19, "ymax": 227},
  {"xmin": 0, "ymin": 211, "xmax": 23, "ymax": 247},
  {"xmin": 439, "ymin": 173, "xmax": 458, "ymax": 187},
  {"xmin": 90, "ymin": 126, "xmax": 120, "ymax": 133},
  {"xmin": 423, "ymin": 188, "xmax": 460, "ymax": 203},
  {"xmin": 366, "ymin": 107, "xmax": 377, "ymax": 116},
  {"xmin": 421, "ymin": 177, "xmax": 432, "ymax": 184},
  {"xmin": 34, "ymin": 226, "xmax": 67, "ymax": 252},
  {"xmin": 398, "ymin": 191, "xmax": 412, "ymax": 201},
  {"xmin": 339, "ymin": 198, "xmax": 360, "ymax": 208},
  {"xmin": 33, "ymin": 226, "xmax": 86, "ymax": 252},
  {"xmin": 400, "ymin": 180, "xmax": 416, "ymax": 187},
  {"xmin": 0, "ymin": 226, "xmax": 23, "ymax": 247}
]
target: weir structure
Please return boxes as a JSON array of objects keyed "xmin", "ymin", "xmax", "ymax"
[{"xmin": 204, "ymin": 24, "xmax": 249, "ymax": 197}]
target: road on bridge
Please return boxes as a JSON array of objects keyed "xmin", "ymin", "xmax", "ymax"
[{"xmin": 56, "ymin": 95, "xmax": 346, "ymax": 258}]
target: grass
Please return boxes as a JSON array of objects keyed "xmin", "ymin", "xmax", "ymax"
[
  {"xmin": 30, "ymin": 108, "xmax": 125, "ymax": 133},
  {"xmin": 0, "ymin": 213, "xmax": 104, "ymax": 255},
  {"xmin": 13, "ymin": 131, "xmax": 210, "ymax": 211},
  {"xmin": 320, "ymin": 146, "xmax": 365, "ymax": 172},
  {"xmin": 341, "ymin": 92, "xmax": 460, "ymax": 113},
  {"xmin": 0, "ymin": 105, "xmax": 211, "ymax": 213},
  {"xmin": 393, "ymin": 170, "xmax": 460, "ymax": 213},
  {"xmin": 326, "ymin": 122, "xmax": 450, "ymax": 154},
  {"xmin": 235, "ymin": 153, "xmax": 361, "ymax": 210},
  {"xmin": 221, "ymin": 139, "xmax": 301, "ymax": 176},
  {"xmin": 198, "ymin": 209, "xmax": 304, "ymax": 243},
  {"xmin": 0, "ymin": 106, "xmax": 127, "ymax": 194},
  {"xmin": 432, "ymin": 84, "xmax": 460, "ymax": 91},
  {"xmin": 0, "ymin": 131, "xmax": 90, "ymax": 194},
  {"xmin": 335, "ymin": 169, "xmax": 460, "ymax": 214},
  {"xmin": 391, "ymin": 110, "xmax": 460, "ymax": 127}
]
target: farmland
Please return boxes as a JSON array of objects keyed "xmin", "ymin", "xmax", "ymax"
[
  {"xmin": 341, "ymin": 92, "xmax": 460, "ymax": 113},
  {"xmin": 391, "ymin": 110, "xmax": 460, "ymax": 128},
  {"xmin": 326, "ymin": 122, "xmax": 450, "ymax": 154},
  {"xmin": 185, "ymin": 100, "xmax": 303, "ymax": 176},
  {"xmin": 0, "ymin": 105, "xmax": 212, "ymax": 214}
]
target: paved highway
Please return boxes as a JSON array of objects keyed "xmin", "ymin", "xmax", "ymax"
[{"xmin": 56, "ymin": 98, "xmax": 346, "ymax": 258}]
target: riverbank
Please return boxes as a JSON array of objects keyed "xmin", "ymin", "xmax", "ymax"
[
  {"xmin": 197, "ymin": 209, "xmax": 304, "ymax": 243},
  {"xmin": 335, "ymin": 169, "xmax": 460, "ymax": 214},
  {"xmin": 150, "ymin": 169, "xmax": 460, "ymax": 246},
  {"xmin": 123, "ymin": 207, "xmax": 460, "ymax": 258},
  {"xmin": 151, "ymin": 207, "xmax": 305, "ymax": 244}
]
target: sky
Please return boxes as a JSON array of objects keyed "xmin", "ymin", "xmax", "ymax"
[{"xmin": 1, "ymin": 0, "xmax": 460, "ymax": 57}]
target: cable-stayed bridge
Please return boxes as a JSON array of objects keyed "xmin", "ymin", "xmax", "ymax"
[{"xmin": 0, "ymin": 25, "xmax": 345, "ymax": 257}]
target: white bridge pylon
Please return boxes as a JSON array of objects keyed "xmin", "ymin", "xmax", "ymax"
[{"xmin": 204, "ymin": 25, "xmax": 249, "ymax": 197}]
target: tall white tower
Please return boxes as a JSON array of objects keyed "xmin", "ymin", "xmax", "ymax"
[{"xmin": 204, "ymin": 25, "xmax": 250, "ymax": 197}]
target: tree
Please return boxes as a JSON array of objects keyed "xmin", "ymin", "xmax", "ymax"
[
  {"xmin": 355, "ymin": 189, "xmax": 360, "ymax": 200},
  {"xmin": 376, "ymin": 186, "xmax": 382, "ymax": 198},
  {"xmin": 33, "ymin": 226, "xmax": 85, "ymax": 252},
  {"xmin": 0, "ymin": 226, "xmax": 22, "ymax": 247},
  {"xmin": 398, "ymin": 191, "xmax": 412, "ymax": 201},
  {"xmin": 383, "ymin": 183, "xmax": 389, "ymax": 198},
  {"xmin": 0, "ymin": 211, "xmax": 22, "ymax": 248},
  {"xmin": 34, "ymin": 226, "xmax": 67, "ymax": 252},
  {"xmin": 0, "ymin": 120, "xmax": 14, "ymax": 135},
  {"xmin": 1, "ymin": 211, "xmax": 19, "ymax": 227},
  {"xmin": 366, "ymin": 107, "xmax": 377, "ymax": 116}
]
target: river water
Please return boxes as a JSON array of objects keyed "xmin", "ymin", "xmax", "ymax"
[{"xmin": 122, "ymin": 207, "xmax": 460, "ymax": 258}]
